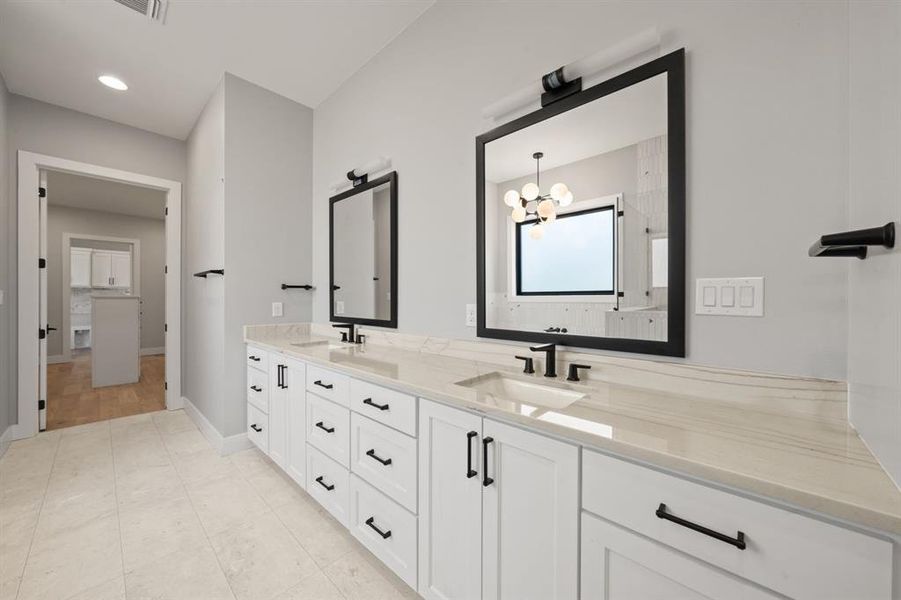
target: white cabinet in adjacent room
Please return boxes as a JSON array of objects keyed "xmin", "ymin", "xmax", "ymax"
[
  {"xmin": 111, "ymin": 251, "xmax": 131, "ymax": 288},
  {"xmin": 70, "ymin": 248, "xmax": 92, "ymax": 287},
  {"xmin": 91, "ymin": 250, "xmax": 132, "ymax": 288}
]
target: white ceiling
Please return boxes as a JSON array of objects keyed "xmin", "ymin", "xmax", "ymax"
[
  {"xmin": 485, "ymin": 74, "xmax": 668, "ymax": 183},
  {"xmin": 48, "ymin": 170, "xmax": 167, "ymax": 220},
  {"xmin": 0, "ymin": 0, "xmax": 433, "ymax": 139}
]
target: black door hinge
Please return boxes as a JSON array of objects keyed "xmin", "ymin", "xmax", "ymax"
[
  {"xmin": 165, "ymin": 382, "xmax": 168, "ymax": 390},
  {"xmin": 39, "ymin": 258, "xmax": 46, "ymax": 268},
  {"xmin": 39, "ymin": 187, "xmax": 46, "ymax": 198},
  {"xmin": 617, "ymin": 291, "xmax": 625, "ymax": 298},
  {"xmin": 38, "ymin": 399, "xmax": 45, "ymax": 410},
  {"xmin": 39, "ymin": 328, "xmax": 46, "ymax": 339},
  {"xmin": 164, "ymin": 323, "xmax": 167, "ymax": 332},
  {"xmin": 164, "ymin": 265, "xmax": 167, "ymax": 274},
  {"xmin": 165, "ymin": 207, "xmax": 168, "ymax": 216}
]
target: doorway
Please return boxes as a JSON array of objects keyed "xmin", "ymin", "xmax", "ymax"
[{"xmin": 16, "ymin": 151, "xmax": 182, "ymax": 438}]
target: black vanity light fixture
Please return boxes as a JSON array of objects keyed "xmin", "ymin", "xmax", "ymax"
[
  {"xmin": 330, "ymin": 156, "xmax": 391, "ymax": 192},
  {"xmin": 808, "ymin": 222, "xmax": 895, "ymax": 260},
  {"xmin": 503, "ymin": 152, "xmax": 573, "ymax": 240}
]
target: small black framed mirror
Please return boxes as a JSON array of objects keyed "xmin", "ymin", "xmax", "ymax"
[
  {"xmin": 476, "ymin": 49, "xmax": 685, "ymax": 357},
  {"xmin": 330, "ymin": 171, "xmax": 398, "ymax": 328}
]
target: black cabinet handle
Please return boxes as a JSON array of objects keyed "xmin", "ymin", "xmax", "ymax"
[
  {"xmin": 315, "ymin": 421, "xmax": 335, "ymax": 434},
  {"xmin": 250, "ymin": 385, "xmax": 262, "ymax": 392},
  {"xmin": 249, "ymin": 355, "xmax": 260, "ymax": 362},
  {"xmin": 314, "ymin": 380, "xmax": 334, "ymax": 390},
  {"xmin": 362, "ymin": 398, "xmax": 389, "ymax": 411},
  {"xmin": 276, "ymin": 364, "xmax": 283, "ymax": 388},
  {"xmin": 250, "ymin": 424, "xmax": 262, "ymax": 432},
  {"xmin": 278, "ymin": 364, "xmax": 288, "ymax": 389},
  {"xmin": 365, "ymin": 517, "xmax": 392, "ymax": 539},
  {"xmin": 366, "ymin": 449, "xmax": 392, "ymax": 466},
  {"xmin": 482, "ymin": 437, "xmax": 494, "ymax": 487},
  {"xmin": 655, "ymin": 503, "xmax": 746, "ymax": 550},
  {"xmin": 315, "ymin": 476, "xmax": 334, "ymax": 491},
  {"xmin": 466, "ymin": 431, "xmax": 478, "ymax": 479}
]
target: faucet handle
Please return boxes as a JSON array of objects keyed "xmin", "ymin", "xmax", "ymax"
[
  {"xmin": 566, "ymin": 363, "xmax": 591, "ymax": 382},
  {"xmin": 356, "ymin": 333, "xmax": 366, "ymax": 345},
  {"xmin": 339, "ymin": 331, "xmax": 348, "ymax": 342},
  {"xmin": 514, "ymin": 355, "xmax": 535, "ymax": 374}
]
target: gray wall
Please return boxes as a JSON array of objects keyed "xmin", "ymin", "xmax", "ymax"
[
  {"xmin": 5, "ymin": 95, "xmax": 186, "ymax": 428},
  {"xmin": 47, "ymin": 205, "xmax": 166, "ymax": 355},
  {"xmin": 223, "ymin": 73, "xmax": 313, "ymax": 437},
  {"xmin": 0, "ymin": 72, "xmax": 10, "ymax": 437},
  {"xmin": 312, "ymin": 1, "xmax": 851, "ymax": 380},
  {"xmin": 847, "ymin": 2, "xmax": 901, "ymax": 487}
]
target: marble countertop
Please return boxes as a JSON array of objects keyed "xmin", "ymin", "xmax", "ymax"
[{"xmin": 245, "ymin": 324, "xmax": 901, "ymax": 536}]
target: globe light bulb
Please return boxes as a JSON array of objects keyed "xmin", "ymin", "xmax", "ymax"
[
  {"xmin": 511, "ymin": 206, "xmax": 526, "ymax": 223},
  {"xmin": 503, "ymin": 190, "xmax": 520, "ymax": 207},
  {"xmin": 550, "ymin": 183, "xmax": 569, "ymax": 202},
  {"xmin": 537, "ymin": 199, "xmax": 555, "ymax": 219},
  {"xmin": 521, "ymin": 182, "xmax": 540, "ymax": 201},
  {"xmin": 558, "ymin": 190, "xmax": 574, "ymax": 207},
  {"xmin": 544, "ymin": 210, "xmax": 556, "ymax": 223},
  {"xmin": 529, "ymin": 224, "xmax": 545, "ymax": 240}
]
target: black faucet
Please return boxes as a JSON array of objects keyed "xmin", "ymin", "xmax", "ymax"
[
  {"xmin": 566, "ymin": 363, "xmax": 591, "ymax": 382},
  {"xmin": 529, "ymin": 343, "xmax": 557, "ymax": 378},
  {"xmin": 332, "ymin": 322, "xmax": 355, "ymax": 343}
]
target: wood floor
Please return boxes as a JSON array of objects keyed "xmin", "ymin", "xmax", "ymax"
[{"xmin": 46, "ymin": 350, "xmax": 165, "ymax": 430}]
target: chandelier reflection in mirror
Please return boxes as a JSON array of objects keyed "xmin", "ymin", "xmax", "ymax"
[{"xmin": 502, "ymin": 151, "xmax": 574, "ymax": 240}]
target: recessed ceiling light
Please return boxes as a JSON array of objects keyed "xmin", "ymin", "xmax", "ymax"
[{"xmin": 98, "ymin": 75, "xmax": 128, "ymax": 91}]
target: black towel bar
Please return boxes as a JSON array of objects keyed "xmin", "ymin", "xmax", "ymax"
[
  {"xmin": 809, "ymin": 222, "xmax": 895, "ymax": 260},
  {"xmin": 193, "ymin": 269, "xmax": 225, "ymax": 278},
  {"xmin": 281, "ymin": 284, "xmax": 314, "ymax": 290}
]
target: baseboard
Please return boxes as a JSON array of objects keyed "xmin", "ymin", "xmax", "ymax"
[
  {"xmin": 181, "ymin": 396, "xmax": 252, "ymax": 457},
  {"xmin": 140, "ymin": 347, "xmax": 165, "ymax": 356},
  {"xmin": 0, "ymin": 426, "xmax": 14, "ymax": 459},
  {"xmin": 47, "ymin": 354, "xmax": 68, "ymax": 365}
]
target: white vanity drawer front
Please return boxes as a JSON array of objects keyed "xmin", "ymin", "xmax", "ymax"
[
  {"xmin": 247, "ymin": 367, "xmax": 269, "ymax": 413},
  {"xmin": 582, "ymin": 450, "xmax": 892, "ymax": 600},
  {"xmin": 247, "ymin": 404, "xmax": 268, "ymax": 454},
  {"xmin": 349, "ymin": 413, "xmax": 417, "ymax": 512},
  {"xmin": 246, "ymin": 345, "xmax": 269, "ymax": 373},
  {"xmin": 350, "ymin": 379, "xmax": 416, "ymax": 436},
  {"xmin": 306, "ymin": 364, "xmax": 350, "ymax": 407},
  {"xmin": 306, "ymin": 393, "xmax": 350, "ymax": 468},
  {"xmin": 307, "ymin": 444, "xmax": 350, "ymax": 527},
  {"xmin": 349, "ymin": 474, "xmax": 417, "ymax": 589}
]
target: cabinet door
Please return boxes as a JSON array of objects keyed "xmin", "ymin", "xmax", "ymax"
[
  {"xmin": 267, "ymin": 357, "xmax": 288, "ymax": 468},
  {"xmin": 70, "ymin": 249, "xmax": 91, "ymax": 287},
  {"xmin": 482, "ymin": 419, "xmax": 579, "ymax": 600},
  {"xmin": 581, "ymin": 512, "xmax": 780, "ymax": 600},
  {"xmin": 111, "ymin": 252, "xmax": 131, "ymax": 288},
  {"xmin": 284, "ymin": 357, "xmax": 306, "ymax": 488},
  {"xmin": 418, "ymin": 399, "xmax": 483, "ymax": 600},
  {"xmin": 91, "ymin": 252, "xmax": 112, "ymax": 287}
]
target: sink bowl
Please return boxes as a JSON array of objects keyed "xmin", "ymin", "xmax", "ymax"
[
  {"xmin": 455, "ymin": 372, "xmax": 587, "ymax": 410},
  {"xmin": 291, "ymin": 339, "xmax": 351, "ymax": 351}
]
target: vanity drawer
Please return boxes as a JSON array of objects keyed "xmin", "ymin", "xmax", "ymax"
[
  {"xmin": 247, "ymin": 404, "xmax": 268, "ymax": 454},
  {"xmin": 582, "ymin": 450, "xmax": 892, "ymax": 600},
  {"xmin": 306, "ymin": 364, "xmax": 350, "ymax": 407},
  {"xmin": 349, "ymin": 474, "xmax": 417, "ymax": 589},
  {"xmin": 247, "ymin": 367, "xmax": 269, "ymax": 413},
  {"xmin": 306, "ymin": 393, "xmax": 350, "ymax": 468},
  {"xmin": 246, "ymin": 345, "xmax": 269, "ymax": 373},
  {"xmin": 349, "ymin": 413, "xmax": 417, "ymax": 512},
  {"xmin": 350, "ymin": 379, "xmax": 416, "ymax": 436},
  {"xmin": 307, "ymin": 444, "xmax": 350, "ymax": 527}
]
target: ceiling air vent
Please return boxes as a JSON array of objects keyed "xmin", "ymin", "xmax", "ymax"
[{"xmin": 113, "ymin": 0, "xmax": 168, "ymax": 23}]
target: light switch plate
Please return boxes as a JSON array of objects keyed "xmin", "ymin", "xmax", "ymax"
[
  {"xmin": 465, "ymin": 304, "xmax": 476, "ymax": 327},
  {"xmin": 271, "ymin": 302, "xmax": 283, "ymax": 317},
  {"xmin": 695, "ymin": 277, "xmax": 764, "ymax": 317}
]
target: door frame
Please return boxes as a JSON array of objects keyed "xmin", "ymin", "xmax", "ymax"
[
  {"xmin": 17, "ymin": 150, "xmax": 183, "ymax": 439},
  {"xmin": 58, "ymin": 233, "xmax": 142, "ymax": 363}
]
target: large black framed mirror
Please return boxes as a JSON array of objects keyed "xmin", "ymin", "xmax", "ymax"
[
  {"xmin": 330, "ymin": 171, "xmax": 398, "ymax": 328},
  {"xmin": 476, "ymin": 49, "xmax": 685, "ymax": 357}
]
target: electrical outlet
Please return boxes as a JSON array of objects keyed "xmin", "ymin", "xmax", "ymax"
[
  {"xmin": 465, "ymin": 303, "xmax": 477, "ymax": 327},
  {"xmin": 271, "ymin": 302, "xmax": 283, "ymax": 317}
]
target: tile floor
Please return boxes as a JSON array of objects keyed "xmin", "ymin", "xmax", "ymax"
[{"xmin": 0, "ymin": 410, "xmax": 419, "ymax": 600}]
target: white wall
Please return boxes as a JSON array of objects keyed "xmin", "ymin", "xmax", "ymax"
[
  {"xmin": 312, "ymin": 1, "xmax": 851, "ymax": 379},
  {"xmin": 4, "ymin": 94, "xmax": 185, "ymax": 428},
  {"xmin": 0, "ymin": 72, "xmax": 10, "ymax": 437},
  {"xmin": 847, "ymin": 2, "xmax": 901, "ymax": 487},
  {"xmin": 47, "ymin": 205, "xmax": 166, "ymax": 355}
]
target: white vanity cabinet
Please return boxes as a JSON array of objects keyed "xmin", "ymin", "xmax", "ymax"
[{"xmin": 418, "ymin": 398, "xmax": 579, "ymax": 600}]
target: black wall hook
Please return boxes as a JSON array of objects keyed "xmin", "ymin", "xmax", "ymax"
[
  {"xmin": 809, "ymin": 222, "xmax": 895, "ymax": 260},
  {"xmin": 193, "ymin": 269, "xmax": 225, "ymax": 278}
]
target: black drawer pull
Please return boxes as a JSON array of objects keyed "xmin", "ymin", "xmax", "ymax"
[
  {"xmin": 365, "ymin": 517, "xmax": 392, "ymax": 539},
  {"xmin": 250, "ymin": 424, "xmax": 262, "ymax": 433},
  {"xmin": 249, "ymin": 355, "xmax": 260, "ymax": 361},
  {"xmin": 366, "ymin": 449, "xmax": 392, "ymax": 466},
  {"xmin": 315, "ymin": 476, "xmax": 334, "ymax": 491},
  {"xmin": 466, "ymin": 431, "xmax": 478, "ymax": 478},
  {"xmin": 315, "ymin": 421, "xmax": 335, "ymax": 434},
  {"xmin": 313, "ymin": 380, "xmax": 334, "ymax": 390},
  {"xmin": 655, "ymin": 503, "xmax": 746, "ymax": 550},
  {"xmin": 249, "ymin": 385, "xmax": 262, "ymax": 392},
  {"xmin": 482, "ymin": 437, "xmax": 494, "ymax": 487},
  {"xmin": 362, "ymin": 398, "xmax": 389, "ymax": 411}
]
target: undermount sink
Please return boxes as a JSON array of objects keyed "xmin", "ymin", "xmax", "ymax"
[
  {"xmin": 291, "ymin": 339, "xmax": 351, "ymax": 351},
  {"xmin": 455, "ymin": 372, "xmax": 587, "ymax": 410}
]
